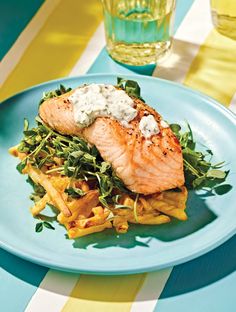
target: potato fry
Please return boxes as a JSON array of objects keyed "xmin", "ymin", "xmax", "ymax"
[
  {"xmin": 8, "ymin": 146, "xmax": 26, "ymax": 160},
  {"xmin": 57, "ymin": 190, "xmax": 99, "ymax": 224},
  {"xmin": 129, "ymin": 214, "xmax": 171, "ymax": 225},
  {"xmin": 30, "ymin": 194, "xmax": 51, "ymax": 216},
  {"xmin": 123, "ymin": 196, "xmax": 134, "ymax": 208},
  {"xmin": 139, "ymin": 197, "xmax": 153, "ymax": 212},
  {"xmin": 113, "ymin": 216, "xmax": 129, "ymax": 233},
  {"xmin": 27, "ymin": 165, "xmax": 71, "ymax": 217},
  {"xmin": 68, "ymin": 220, "xmax": 112, "ymax": 238},
  {"xmin": 68, "ymin": 206, "xmax": 110, "ymax": 229},
  {"xmin": 147, "ymin": 193, "xmax": 188, "ymax": 221}
]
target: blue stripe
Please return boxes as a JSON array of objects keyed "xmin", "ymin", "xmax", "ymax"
[
  {"xmin": 155, "ymin": 235, "xmax": 236, "ymax": 312},
  {"xmin": 0, "ymin": 249, "xmax": 47, "ymax": 312},
  {"xmin": 0, "ymin": 0, "xmax": 44, "ymax": 60}
]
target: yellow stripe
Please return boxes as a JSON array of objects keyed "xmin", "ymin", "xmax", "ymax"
[
  {"xmin": 184, "ymin": 28, "xmax": 236, "ymax": 107},
  {"xmin": 0, "ymin": 0, "xmax": 102, "ymax": 101},
  {"xmin": 62, "ymin": 274, "xmax": 146, "ymax": 312}
]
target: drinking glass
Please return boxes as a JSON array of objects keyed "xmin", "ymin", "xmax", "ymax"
[
  {"xmin": 101, "ymin": 0, "xmax": 176, "ymax": 66},
  {"xmin": 211, "ymin": 0, "xmax": 236, "ymax": 40}
]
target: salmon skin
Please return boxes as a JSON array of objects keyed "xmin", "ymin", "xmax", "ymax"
[{"xmin": 39, "ymin": 87, "xmax": 185, "ymax": 194}]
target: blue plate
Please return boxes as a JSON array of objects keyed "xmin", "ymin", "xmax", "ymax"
[{"xmin": 0, "ymin": 74, "xmax": 236, "ymax": 275}]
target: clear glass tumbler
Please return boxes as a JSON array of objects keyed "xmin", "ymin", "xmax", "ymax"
[
  {"xmin": 101, "ymin": 0, "xmax": 176, "ymax": 66},
  {"xmin": 211, "ymin": 0, "xmax": 236, "ymax": 40}
]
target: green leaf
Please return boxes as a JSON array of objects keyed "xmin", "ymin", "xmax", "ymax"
[
  {"xmin": 70, "ymin": 151, "xmax": 84, "ymax": 158},
  {"xmin": 125, "ymin": 80, "xmax": 141, "ymax": 97},
  {"xmin": 206, "ymin": 149, "xmax": 213, "ymax": 155},
  {"xmin": 43, "ymin": 221, "xmax": 55, "ymax": 230},
  {"xmin": 170, "ymin": 123, "xmax": 181, "ymax": 135},
  {"xmin": 116, "ymin": 77, "xmax": 145, "ymax": 101},
  {"xmin": 35, "ymin": 222, "xmax": 43, "ymax": 232},
  {"xmin": 24, "ymin": 118, "xmax": 29, "ymax": 131},
  {"xmin": 206, "ymin": 170, "xmax": 226, "ymax": 179},
  {"xmin": 65, "ymin": 187, "xmax": 85, "ymax": 198},
  {"xmin": 100, "ymin": 161, "xmax": 111, "ymax": 173},
  {"xmin": 170, "ymin": 122, "xmax": 229, "ymax": 191},
  {"xmin": 99, "ymin": 195, "xmax": 109, "ymax": 207},
  {"xmin": 214, "ymin": 184, "xmax": 233, "ymax": 195},
  {"xmin": 23, "ymin": 130, "xmax": 37, "ymax": 136},
  {"xmin": 114, "ymin": 204, "xmax": 132, "ymax": 209},
  {"xmin": 16, "ymin": 159, "xmax": 27, "ymax": 173},
  {"xmin": 39, "ymin": 84, "xmax": 72, "ymax": 106},
  {"xmin": 83, "ymin": 153, "xmax": 95, "ymax": 163},
  {"xmin": 193, "ymin": 177, "xmax": 205, "ymax": 189},
  {"xmin": 186, "ymin": 122, "xmax": 193, "ymax": 141},
  {"xmin": 112, "ymin": 174, "xmax": 130, "ymax": 193},
  {"xmin": 112, "ymin": 194, "xmax": 122, "ymax": 204},
  {"xmin": 117, "ymin": 77, "xmax": 124, "ymax": 86}
]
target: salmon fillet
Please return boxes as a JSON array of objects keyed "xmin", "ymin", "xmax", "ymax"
[{"xmin": 39, "ymin": 88, "xmax": 185, "ymax": 194}]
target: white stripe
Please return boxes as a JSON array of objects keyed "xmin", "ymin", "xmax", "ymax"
[
  {"xmin": 130, "ymin": 268, "xmax": 172, "ymax": 312},
  {"xmin": 153, "ymin": 0, "xmax": 213, "ymax": 82},
  {"xmin": 228, "ymin": 93, "xmax": 236, "ymax": 114},
  {"xmin": 0, "ymin": 0, "xmax": 61, "ymax": 86},
  {"xmin": 69, "ymin": 22, "xmax": 105, "ymax": 76},
  {"xmin": 25, "ymin": 270, "xmax": 78, "ymax": 312}
]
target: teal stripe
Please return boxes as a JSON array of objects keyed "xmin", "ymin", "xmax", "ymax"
[
  {"xmin": 88, "ymin": 0, "xmax": 195, "ymax": 75},
  {"xmin": 0, "ymin": 249, "xmax": 47, "ymax": 312},
  {"xmin": 155, "ymin": 235, "xmax": 236, "ymax": 312},
  {"xmin": 0, "ymin": 0, "xmax": 44, "ymax": 60}
]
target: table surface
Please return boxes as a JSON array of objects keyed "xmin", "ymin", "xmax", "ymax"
[{"xmin": 0, "ymin": 0, "xmax": 236, "ymax": 311}]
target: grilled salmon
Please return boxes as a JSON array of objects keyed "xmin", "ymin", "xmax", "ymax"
[{"xmin": 39, "ymin": 87, "xmax": 185, "ymax": 194}]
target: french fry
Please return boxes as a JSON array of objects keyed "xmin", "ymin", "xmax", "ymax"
[
  {"xmin": 30, "ymin": 194, "xmax": 51, "ymax": 216},
  {"xmin": 129, "ymin": 214, "xmax": 171, "ymax": 225},
  {"xmin": 147, "ymin": 199, "xmax": 187, "ymax": 221},
  {"xmin": 67, "ymin": 206, "xmax": 110, "ymax": 229},
  {"xmin": 27, "ymin": 165, "xmax": 72, "ymax": 217},
  {"xmin": 57, "ymin": 190, "xmax": 99, "ymax": 224},
  {"xmin": 8, "ymin": 146, "xmax": 26, "ymax": 159},
  {"xmin": 68, "ymin": 220, "xmax": 112, "ymax": 238},
  {"xmin": 139, "ymin": 197, "xmax": 153, "ymax": 212},
  {"xmin": 123, "ymin": 196, "xmax": 134, "ymax": 208},
  {"xmin": 113, "ymin": 216, "xmax": 129, "ymax": 233},
  {"xmin": 163, "ymin": 187, "xmax": 188, "ymax": 209},
  {"xmin": 50, "ymin": 176, "xmax": 70, "ymax": 192}
]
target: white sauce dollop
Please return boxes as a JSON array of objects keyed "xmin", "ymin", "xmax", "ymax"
[
  {"xmin": 160, "ymin": 120, "xmax": 169, "ymax": 128},
  {"xmin": 68, "ymin": 84, "xmax": 137, "ymax": 128},
  {"xmin": 139, "ymin": 115, "xmax": 160, "ymax": 138}
]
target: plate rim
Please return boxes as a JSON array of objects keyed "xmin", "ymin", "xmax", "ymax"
[
  {"xmin": 1, "ymin": 73, "xmax": 236, "ymax": 275},
  {"xmin": 1, "ymin": 73, "xmax": 236, "ymax": 122}
]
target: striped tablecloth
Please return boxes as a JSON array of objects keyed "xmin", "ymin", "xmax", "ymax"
[{"xmin": 1, "ymin": 0, "xmax": 236, "ymax": 311}]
